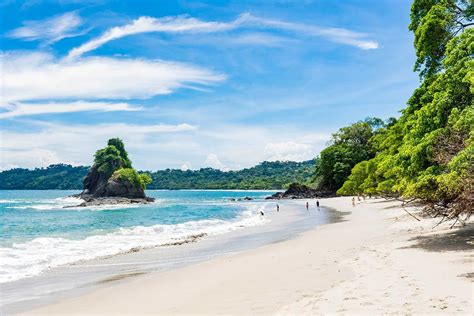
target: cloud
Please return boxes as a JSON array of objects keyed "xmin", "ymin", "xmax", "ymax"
[
  {"xmin": 0, "ymin": 101, "xmax": 141, "ymax": 119},
  {"xmin": 1, "ymin": 52, "xmax": 226, "ymax": 103},
  {"xmin": 0, "ymin": 122, "xmax": 198, "ymax": 169},
  {"xmin": 180, "ymin": 162, "xmax": 192, "ymax": 171},
  {"xmin": 7, "ymin": 11, "xmax": 85, "ymax": 44},
  {"xmin": 0, "ymin": 121, "xmax": 330, "ymax": 170},
  {"xmin": 205, "ymin": 153, "xmax": 229, "ymax": 171},
  {"xmin": 67, "ymin": 13, "xmax": 378, "ymax": 59},
  {"xmin": 264, "ymin": 141, "xmax": 314, "ymax": 161},
  {"xmin": 226, "ymin": 32, "xmax": 290, "ymax": 46},
  {"xmin": 67, "ymin": 15, "xmax": 243, "ymax": 59},
  {"xmin": 246, "ymin": 15, "xmax": 379, "ymax": 50},
  {"xmin": 0, "ymin": 148, "xmax": 66, "ymax": 171}
]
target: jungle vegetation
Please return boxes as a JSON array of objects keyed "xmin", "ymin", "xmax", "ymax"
[
  {"xmin": 335, "ymin": 0, "xmax": 473, "ymax": 218},
  {"xmin": 0, "ymin": 160, "xmax": 315, "ymax": 190}
]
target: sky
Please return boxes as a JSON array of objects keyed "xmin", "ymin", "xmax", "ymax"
[{"xmin": 0, "ymin": 0, "xmax": 419, "ymax": 171}]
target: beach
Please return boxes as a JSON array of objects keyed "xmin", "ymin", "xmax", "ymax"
[{"xmin": 21, "ymin": 196, "xmax": 473, "ymax": 315}]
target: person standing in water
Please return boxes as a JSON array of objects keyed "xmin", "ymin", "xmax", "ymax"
[
  {"xmin": 306, "ymin": 201, "xmax": 309, "ymax": 210},
  {"xmin": 276, "ymin": 204, "xmax": 280, "ymax": 212},
  {"xmin": 316, "ymin": 200, "xmax": 320, "ymax": 208}
]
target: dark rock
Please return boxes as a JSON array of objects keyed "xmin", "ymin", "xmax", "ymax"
[
  {"xmin": 68, "ymin": 138, "xmax": 154, "ymax": 207},
  {"xmin": 65, "ymin": 195, "xmax": 154, "ymax": 208},
  {"xmin": 82, "ymin": 165, "xmax": 108, "ymax": 196},
  {"xmin": 105, "ymin": 173, "xmax": 146, "ymax": 198},
  {"xmin": 82, "ymin": 166, "xmax": 147, "ymax": 199},
  {"xmin": 229, "ymin": 197, "xmax": 253, "ymax": 202},
  {"xmin": 70, "ymin": 165, "xmax": 154, "ymax": 207},
  {"xmin": 266, "ymin": 183, "xmax": 335, "ymax": 200}
]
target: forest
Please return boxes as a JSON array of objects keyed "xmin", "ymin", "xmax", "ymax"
[
  {"xmin": 315, "ymin": 0, "xmax": 473, "ymax": 217},
  {"xmin": 0, "ymin": 160, "xmax": 315, "ymax": 190}
]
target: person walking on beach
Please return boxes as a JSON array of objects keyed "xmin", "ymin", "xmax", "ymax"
[
  {"xmin": 306, "ymin": 201, "xmax": 309, "ymax": 211},
  {"xmin": 352, "ymin": 197, "xmax": 356, "ymax": 207},
  {"xmin": 276, "ymin": 204, "xmax": 280, "ymax": 212},
  {"xmin": 316, "ymin": 200, "xmax": 320, "ymax": 208}
]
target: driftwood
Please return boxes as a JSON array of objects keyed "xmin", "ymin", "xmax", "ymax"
[
  {"xmin": 379, "ymin": 195, "xmax": 471, "ymax": 228},
  {"xmin": 402, "ymin": 206, "xmax": 421, "ymax": 222}
]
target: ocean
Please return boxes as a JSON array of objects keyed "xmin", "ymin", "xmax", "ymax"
[
  {"xmin": 0, "ymin": 190, "xmax": 336, "ymax": 313},
  {"xmin": 0, "ymin": 190, "xmax": 275, "ymax": 283}
]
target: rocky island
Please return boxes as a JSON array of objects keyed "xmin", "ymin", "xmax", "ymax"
[{"xmin": 68, "ymin": 138, "xmax": 154, "ymax": 207}]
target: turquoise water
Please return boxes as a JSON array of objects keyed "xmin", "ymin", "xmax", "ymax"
[{"xmin": 0, "ymin": 190, "xmax": 274, "ymax": 283}]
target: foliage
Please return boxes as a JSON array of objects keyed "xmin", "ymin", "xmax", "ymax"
[
  {"xmin": 0, "ymin": 160, "xmax": 315, "ymax": 190},
  {"xmin": 94, "ymin": 138, "xmax": 132, "ymax": 177},
  {"xmin": 409, "ymin": 0, "xmax": 473, "ymax": 78},
  {"xmin": 148, "ymin": 160, "xmax": 315, "ymax": 190},
  {"xmin": 0, "ymin": 164, "xmax": 89, "ymax": 190},
  {"xmin": 314, "ymin": 118, "xmax": 389, "ymax": 191},
  {"xmin": 339, "ymin": 3, "xmax": 473, "ymax": 217},
  {"xmin": 113, "ymin": 168, "xmax": 152, "ymax": 191}
]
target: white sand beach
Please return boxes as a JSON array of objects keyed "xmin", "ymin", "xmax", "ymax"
[{"xmin": 23, "ymin": 197, "xmax": 473, "ymax": 315}]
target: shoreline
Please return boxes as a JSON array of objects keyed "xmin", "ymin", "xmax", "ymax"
[
  {"xmin": 19, "ymin": 196, "xmax": 473, "ymax": 314},
  {"xmin": 3, "ymin": 199, "xmax": 338, "ymax": 314}
]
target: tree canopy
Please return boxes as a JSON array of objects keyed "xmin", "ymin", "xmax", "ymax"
[
  {"xmin": 409, "ymin": 0, "xmax": 473, "ymax": 78},
  {"xmin": 313, "ymin": 118, "xmax": 390, "ymax": 191},
  {"xmin": 338, "ymin": 1, "xmax": 473, "ymax": 217},
  {"xmin": 0, "ymin": 160, "xmax": 315, "ymax": 190},
  {"xmin": 94, "ymin": 138, "xmax": 132, "ymax": 177}
]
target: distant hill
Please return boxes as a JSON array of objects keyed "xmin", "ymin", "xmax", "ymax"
[{"xmin": 0, "ymin": 160, "xmax": 315, "ymax": 190}]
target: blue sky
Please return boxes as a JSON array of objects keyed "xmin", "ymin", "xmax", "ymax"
[{"xmin": 0, "ymin": 0, "xmax": 419, "ymax": 171}]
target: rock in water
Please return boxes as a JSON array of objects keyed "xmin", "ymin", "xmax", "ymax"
[
  {"xmin": 105, "ymin": 172, "xmax": 146, "ymax": 198},
  {"xmin": 266, "ymin": 183, "xmax": 335, "ymax": 199},
  {"xmin": 82, "ymin": 165, "xmax": 108, "ymax": 197},
  {"xmin": 69, "ymin": 138, "xmax": 154, "ymax": 206}
]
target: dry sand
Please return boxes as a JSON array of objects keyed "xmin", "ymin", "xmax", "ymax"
[{"xmin": 22, "ymin": 197, "xmax": 473, "ymax": 315}]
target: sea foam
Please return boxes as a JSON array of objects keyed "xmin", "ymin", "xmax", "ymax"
[{"xmin": 0, "ymin": 203, "xmax": 268, "ymax": 283}]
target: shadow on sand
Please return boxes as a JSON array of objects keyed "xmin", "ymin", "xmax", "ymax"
[{"xmin": 403, "ymin": 225, "xmax": 474, "ymax": 252}]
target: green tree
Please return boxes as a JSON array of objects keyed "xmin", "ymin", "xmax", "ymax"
[
  {"xmin": 409, "ymin": 0, "xmax": 473, "ymax": 78},
  {"xmin": 340, "ymin": 1, "xmax": 473, "ymax": 216},
  {"xmin": 314, "ymin": 118, "xmax": 388, "ymax": 191},
  {"xmin": 94, "ymin": 138, "xmax": 131, "ymax": 177}
]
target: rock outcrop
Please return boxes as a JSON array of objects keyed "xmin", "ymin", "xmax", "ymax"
[
  {"xmin": 69, "ymin": 138, "xmax": 154, "ymax": 207},
  {"xmin": 266, "ymin": 183, "xmax": 335, "ymax": 199},
  {"xmin": 81, "ymin": 166, "xmax": 147, "ymax": 199}
]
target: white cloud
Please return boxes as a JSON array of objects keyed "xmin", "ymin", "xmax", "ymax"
[
  {"xmin": 67, "ymin": 15, "xmax": 243, "ymax": 59},
  {"xmin": 205, "ymin": 153, "xmax": 229, "ymax": 171},
  {"xmin": 0, "ymin": 121, "xmax": 330, "ymax": 170},
  {"xmin": 180, "ymin": 162, "xmax": 192, "ymax": 171},
  {"xmin": 227, "ymin": 32, "xmax": 290, "ymax": 46},
  {"xmin": 1, "ymin": 52, "xmax": 225, "ymax": 103},
  {"xmin": 264, "ymin": 141, "xmax": 314, "ymax": 161},
  {"xmin": 246, "ymin": 15, "xmax": 379, "ymax": 50},
  {"xmin": 0, "ymin": 101, "xmax": 141, "ymax": 119},
  {"xmin": 0, "ymin": 148, "xmax": 67, "ymax": 170},
  {"xmin": 7, "ymin": 11, "xmax": 84, "ymax": 44},
  {"xmin": 0, "ymin": 122, "xmax": 198, "ymax": 169},
  {"xmin": 66, "ymin": 13, "xmax": 378, "ymax": 59}
]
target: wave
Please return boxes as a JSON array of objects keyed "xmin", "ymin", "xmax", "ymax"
[
  {"xmin": 0, "ymin": 199, "xmax": 23, "ymax": 204},
  {"xmin": 0, "ymin": 204, "xmax": 268, "ymax": 283},
  {"xmin": 6, "ymin": 197, "xmax": 164, "ymax": 211}
]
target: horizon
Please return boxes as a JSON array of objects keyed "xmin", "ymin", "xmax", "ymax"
[
  {"xmin": 0, "ymin": 157, "xmax": 316, "ymax": 172},
  {"xmin": 1, "ymin": 0, "xmax": 418, "ymax": 171}
]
